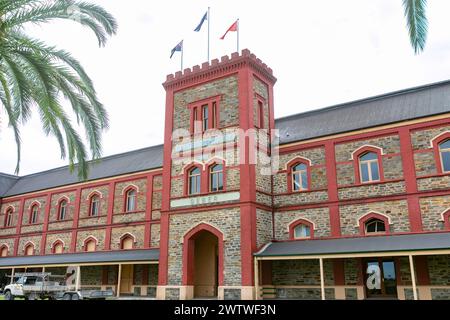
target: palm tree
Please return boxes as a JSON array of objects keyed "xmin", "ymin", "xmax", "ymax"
[
  {"xmin": 0, "ymin": 0, "xmax": 117, "ymax": 179},
  {"xmin": 402, "ymin": 0, "xmax": 428, "ymax": 54}
]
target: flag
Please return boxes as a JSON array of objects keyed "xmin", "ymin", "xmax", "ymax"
[
  {"xmin": 220, "ymin": 20, "xmax": 238, "ymax": 40},
  {"xmin": 170, "ymin": 40, "xmax": 183, "ymax": 58},
  {"xmin": 194, "ymin": 11, "xmax": 208, "ymax": 32}
]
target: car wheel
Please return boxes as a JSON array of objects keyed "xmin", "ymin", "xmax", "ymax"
[
  {"xmin": 63, "ymin": 293, "xmax": 72, "ymax": 300},
  {"xmin": 4, "ymin": 290, "xmax": 14, "ymax": 301},
  {"xmin": 71, "ymin": 293, "xmax": 79, "ymax": 300},
  {"xmin": 28, "ymin": 293, "xmax": 36, "ymax": 300}
]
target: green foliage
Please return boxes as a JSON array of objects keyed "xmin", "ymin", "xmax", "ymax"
[
  {"xmin": 402, "ymin": 0, "xmax": 428, "ymax": 54},
  {"xmin": 0, "ymin": 0, "xmax": 117, "ymax": 179}
]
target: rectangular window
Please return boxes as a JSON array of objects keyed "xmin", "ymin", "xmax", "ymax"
[
  {"xmin": 258, "ymin": 101, "xmax": 264, "ymax": 129},
  {"xmin": 202, "ymin": 105, "xmax": 209, "ymax": 132},
  {"xmin": 190, "ymin": 98, "xmax": 220, "ymax": 134},
  {"xmin": 212, "ymin": 102, "xmax": 217, "ymax": 128},
  {"xmin": 442, "ymin": 150, "xmax": 450, "ymax": 172},
  {"xmin": 360, "ymin": 163, "xmax": 370, "ymax": 182}
]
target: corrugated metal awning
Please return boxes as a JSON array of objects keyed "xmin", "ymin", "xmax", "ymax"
[
  {"xmin": 0, "ymin": 249, "xmax": 159, "ymax": 268},
  {"xmin": 255, "ymin": 233, "xmax": 450, "ymax": 258}
]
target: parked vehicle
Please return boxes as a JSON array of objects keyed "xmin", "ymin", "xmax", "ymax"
[{"xmin": 3, "ymin": 272, "xmax": 114, "ymax": 300}]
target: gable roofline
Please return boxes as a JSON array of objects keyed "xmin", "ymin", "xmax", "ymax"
[{"xmin": 275, "ymin": 79, "xmax": 450, "ymax": 123}]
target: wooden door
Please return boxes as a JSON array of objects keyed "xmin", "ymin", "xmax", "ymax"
[{"xmin": 120, "ymin": 265, "xmax": 134, "ymax": 294}]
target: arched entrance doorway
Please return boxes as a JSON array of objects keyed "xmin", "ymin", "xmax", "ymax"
[{"xmin": 183, "ymin": 224, "xmax": 224, "ymax": 299}]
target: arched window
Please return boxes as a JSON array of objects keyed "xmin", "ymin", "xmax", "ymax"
[
  {"xmin": 210, "ymin": 164, "xmax": 224, "ymax": 192},
  {"xmin": 58, "ymin": 200, "xmax": 67, "ymax": 221},
  {"xmin": 125, "ymin": 188, "xmax": 137, "ymax": 213},
  {"xmin": 30, "ymin": 205, "xmax": 39, "ymax": 224},
  {"xmin": 52, "ymin": 241, "xmax": 64, "ymax": 254},
  {"xmin": 439, "ymin": 139, "xmax": 450, "ymax": 173},
  {"xmin": 359, "ymin": 152, "xmax": 380, "ymax": 183},
  {"xmin": 24, "ymin": 243, "xmax": 34, "ymax": 256},
  {"xmin": 84, "ymin": 239, "xmax": 96, "ymax": 252},
  {"xmin": 4, "ymin": 208, "xmax": 13, "ymax": 227},
  {"xmin": 293, "ymin": 224, "xmax": 311, "ymax": 239},
  {"xmin": 0, "ymin": 246, "xmax": 8, "ymax": 257},
  {"xmin": 121, "ymin": 235, "xmax": 134, "ymax": 250},
  {"xmin": 365, "ymin": 218, "xmax": 386, "ymax": 234},
  {"xmin": 188, "ymin": 167, "xmax": 201, "ymax": 195},
  {"xmin": 292, "ymin": 163, "xmax": 308, "ymax": 191},
  {"xmin": 89, "ymin": 194, "xmax": 100, "ymax": 216}
]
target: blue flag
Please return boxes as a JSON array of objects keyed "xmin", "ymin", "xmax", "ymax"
[
  {"xmin": 170, "ymin": 40, "xmax": 183, "ymax": 58},
  {"xmin": 194, "ymin": 11, "xmax": 208, "ymax": 32}
]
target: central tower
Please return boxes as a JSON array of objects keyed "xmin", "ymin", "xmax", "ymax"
[{"xmin": 157, "ymin": 49, "xmax": 277, "ymax": 300}]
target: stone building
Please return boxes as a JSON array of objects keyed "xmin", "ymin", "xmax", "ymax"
[{"xmin": 0, "ymin": 49, "xmax": 449, "ymax": 300}]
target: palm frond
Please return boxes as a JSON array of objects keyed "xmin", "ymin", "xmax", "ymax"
[
  {"xmin": 402, "ymin": 0, "xmax": 428, "ymax": 54},
  {"xmin": 0, "ymin": 0, "xmax": 116, "ymax": 180}
]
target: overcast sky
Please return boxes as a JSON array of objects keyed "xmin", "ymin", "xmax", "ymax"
[{"xmin": 1, "ymin": 0, "xmax": 450, "ymax": 176}]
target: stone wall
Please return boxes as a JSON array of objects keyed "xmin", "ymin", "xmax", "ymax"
[
  {"xmin": 49, "ymin": 191, "xmax": 76, "ymax": 222},
  {"xmin": 167, "ymin": 208, "xmax": 241, "ymax": 286},
  {"xmin": 274, "ymin": 208, "xmax": 331, "ymax": 240},
  {"xmin": 272, "ymin": 259, "xmax": 334, "ymax": 286},
  {"xmin": 339, "ymin": 200, "xmax": 410, "ymax": 235},
  {"xmin": 76, "ymin": 229, "xmax": 106, "ymax": 252},
  {"xmin": 113, "ymin": 179, "xmax": 147, "ymax": 214},
  {"xmin": 45, "ymin": 232, "xmax": 72, "ymax": 253},
  {"xmin": 110, "ymin": 225, "xmax": 145, "ymax": 250},
  {"xmin": 419, "ymin": 195, "xmax": 450, "ymax": 231},
  {"xmin": 256, "ymin": 209, "xmax": 273, "ymax": 248},
  {"xmin": 79, "ymin": 185, "xmax": 109, "ymax": 218}
]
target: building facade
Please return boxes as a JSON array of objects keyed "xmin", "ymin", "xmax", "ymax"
[{"xmin": 0, "ymin": 49, "xmax": 450, "ymax": 300}]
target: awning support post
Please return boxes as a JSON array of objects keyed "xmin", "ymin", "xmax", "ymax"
[
  {"xmin": 409, "ymin": 255, "xmax": 418, "ymax": 300},
  {"xmin": 117, "ymin": 264, "xmax": 122, "ymax": 298},
  {"xmin": 10, "ymin": 268, "xmax": 15, "ymax": 284},
  {"xmin": 319, "ymin": 258, "xmax": 325, "ymax": 300},
  {"xmin": 254, "ymin": 258, "xmax": 259, "ymax": 300},
  {"xmin": 75, "ymin": 265, "xmax": 81, "ymax": 291}
]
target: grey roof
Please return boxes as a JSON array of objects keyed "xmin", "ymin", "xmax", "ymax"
[
  {"xmin": 276, "ymin": 79, "xmax": 450, "ymax": 144},
  {"xmin": 0, "ymin": 249, "xmax": 159, "ymax": 267},
  {"xmin": 1, "ymin": 144, "xmax": 163, "ymax": 197},
  {"xmin": 0, "ymin": 173, "xmax": 19, "ymax": 197},
  {"xmin": 1, "ymin": 80, "xmax": 450, "ymax": 197},
  {"xmin": 255, "ymin": 232, "xmax": 450, "ymax": 257}
]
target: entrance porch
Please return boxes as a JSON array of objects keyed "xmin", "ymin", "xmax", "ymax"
[
  {"xmin": 254, "ymin": 232, "xmax": 450, "ymax": 300},
  {"xmin": 0, "ymin": 249, "xmax": 159, "ymax": 298}
]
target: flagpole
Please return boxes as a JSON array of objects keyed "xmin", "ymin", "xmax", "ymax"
[
  {"xmin": 237, "ymin": 18, "xmax": 240, "ymax": 53},
  {"xmin": 181, "ymin": 40, "xmax": 184, "ymax": 71},
  {"xmin": 207, "ymin": 7, "xmax": 210, "ymax": 61}
]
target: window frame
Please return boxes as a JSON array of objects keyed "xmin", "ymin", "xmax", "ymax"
[
  {"xmin": 52, "ymin": 240, "xmax": 64, "ymax": 254},
  {"xmin": 89, "ymin": 193, "xmax": 101, "ymax": 217},
  {"xmin": 57, "ymin": 199, "xmax": 68, "ymax": 221},
  {"xmin": 353, "ymin": 146, "xmax": 384, "ymax": 185},
  {"xmin": 187, "ymin": 166, "xmax": 202, "ymax": 196},
  {"xmin": 0, "ymin": 245, "xmax": 8, "ymax": 257},
  {"xmin": 289, "ymin": 219, "xmax": 314, "ymax": 240},
  {"xmin": 208, "ymin": 162, "xmax": 225, "ymax": 193},
  {"xmin": 4, "ymin": 208, "xmax": 14, "ymax": 228},
  {"xmin": 438, "ymin": 139, "xmax": 450, "ymax": 173},
  {"xmin": 359, "ymin": 212, "xmax": 390, "ymax": 236},
  {"xmin": 24, "ymin": 243, "xmax": 35, "ymax": 256},
  {"xmin": 287, "ymin": 158, "xmax": 311, "ymax": 193},
  {"xmin": 189, "ymin": 96, "xmax": 221, "ymax": 134},
  {"xmin": 124, "ymin": 187, "xmax": 137, "ymax": 213},
  {"xmin": 120, "ymin": 234, "xmax": 135, "ymax": 250},
  {"xmin": 29, "ymin": 204, "xmax": 39, "ymax": 224},
  {"xmin": 84, "ymin": 237, "xmax": 97, "ymax": 252}
]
